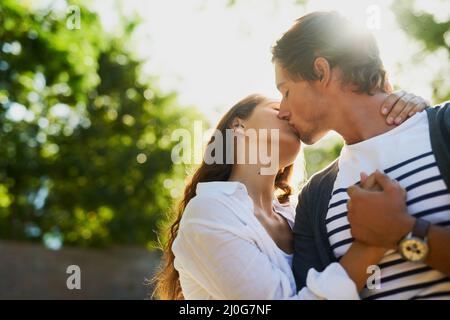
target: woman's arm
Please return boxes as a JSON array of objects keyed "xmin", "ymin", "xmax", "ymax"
[
  {"xmin": 339, "ymin": 242, "xmax": 385, "ymax": 292},
  {"xmin": 339, "ymin": 172, "xmax": 387, "ymax": 292}
]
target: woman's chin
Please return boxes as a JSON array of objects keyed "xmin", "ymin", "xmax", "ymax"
[
  {"xmin": 279, "ymin": 142, "xmax": 301, "ymax": 163},
  {"xmin": 281, "ymin": 134, "xmax": 302, "ymax": 147},
  {"xmin": 267, "ymin": 134, "xmax": 301, "ymax": 164}
]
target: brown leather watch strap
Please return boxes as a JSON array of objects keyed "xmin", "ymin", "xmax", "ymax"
[{"xmin": 412, "ymin": 218, "xmax": 431, "ymax": 239}]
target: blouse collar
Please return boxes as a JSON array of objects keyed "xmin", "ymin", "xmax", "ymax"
[{"xmin": 196, "ymin": 181, "xmax": 294, "ymax": 225}]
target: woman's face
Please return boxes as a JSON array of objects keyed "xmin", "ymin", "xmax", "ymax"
[{"xmin": 240, "ymin": 100, "xmax": 301, "ymax": 168}]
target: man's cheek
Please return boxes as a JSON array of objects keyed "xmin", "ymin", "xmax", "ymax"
[{"xmin": 291, "ymin": 99, "xmax": 303, "ymax": 114}]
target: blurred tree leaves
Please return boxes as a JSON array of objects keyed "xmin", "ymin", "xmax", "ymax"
[
  {"xmin": 2, "ymin": 0, "xmax": 448, "ymax": 250},
  {"xmin": 0, "ymin": 0, "xmax": 203, "ymax": 248},
  {"xmin": 392, "ymin": 0, "xmax": 450, "ymax": 101},
  {"xmin": 393, "ymin": 0, "xmax": 449, "ymax": 53},
  {"xmin": 303, "ymin": 138, "xmax": 343, "ymax": 179}
]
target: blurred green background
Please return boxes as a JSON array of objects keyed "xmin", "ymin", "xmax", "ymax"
[{"xmin": 0, "ymin": 0, "xmax": 449, "ymax": 253}]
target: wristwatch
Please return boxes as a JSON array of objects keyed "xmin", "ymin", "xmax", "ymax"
[{"xmin": 398, "ymin": 218, "xmax": 431, "ymax": 262}]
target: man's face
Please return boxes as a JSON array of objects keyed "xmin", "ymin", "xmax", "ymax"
[{"xmin": 274, "ymin": 62, "xmax": 329, "ymax": 145}]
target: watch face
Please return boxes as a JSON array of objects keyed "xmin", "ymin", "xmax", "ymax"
[{"xmin": 399, "ymin": 237, "xmax": 429, "ymax": 262}]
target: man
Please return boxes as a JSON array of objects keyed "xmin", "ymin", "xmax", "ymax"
[{"xmin": 273, "ymin": 11, "xmax": 450, "ymax": 299}]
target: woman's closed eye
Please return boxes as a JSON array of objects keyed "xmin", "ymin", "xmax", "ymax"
[{"xmin": 284, "ymin": 90, "xmax": 289, "ymax": 98}]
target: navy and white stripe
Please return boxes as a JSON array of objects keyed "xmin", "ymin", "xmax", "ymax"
[{"xmin": 326, "ymin": 112, "xmax": 450, "ymax": 300}]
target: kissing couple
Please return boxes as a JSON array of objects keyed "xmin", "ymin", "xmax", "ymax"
[{"xmin": 154, "ymin": 11, "xmax": 450, "ymax": 300}]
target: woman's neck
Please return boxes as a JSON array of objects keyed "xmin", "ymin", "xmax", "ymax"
[{"xmin": 228, "ymin": 164, "xmax": 276, "ymax": 214}]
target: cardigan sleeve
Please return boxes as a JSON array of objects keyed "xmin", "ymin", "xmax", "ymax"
[{"xmin": 292, "ymin": 180, "xmax": 325, "ymax": 290}]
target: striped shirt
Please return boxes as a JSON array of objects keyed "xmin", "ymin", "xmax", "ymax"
[{"xmin": 326, "ymin": 111, "xmax": 450, "ymax": 300}]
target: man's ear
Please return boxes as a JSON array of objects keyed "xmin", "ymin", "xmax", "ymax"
[
  {"xmin": 313, "ymin": 57, "xmax": 331, "ymax": 88},
  {"xmin": 384, "ymin": 75, "xmax": 393, "ymax": 94}
]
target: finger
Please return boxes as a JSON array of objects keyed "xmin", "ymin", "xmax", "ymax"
[
  {"xmin": 409, "ymin": 101, "xmax": 429, "ymax": 117},
  {"xmin": 347, "ymin": 185, "xmax": 363, "ymax": 198},
  {"xmin": 394, "ymin": 97, "xmax": 421, "ymax": 124},
  {"xmin": 386, "ymin": 93, "xmax": 414, "ymax": 125},
  {"xmin": 360, "ymin": 172, "xmax": 368, "ymax": 185},
  {"xmin": 347, "ymin": 198, "xmax": 353, "ymax": 212},
  {"xmin": 361, "ymin": 173, "xmax": 377, "ymax": 190},
  {"xmin": 409, "ymin": 95, "xmax": 430, "ymax": 114},
  {"xmin": 380, "ymin": 90, "xmax": 405, "ymax": 116},
  {"xmin": 372, "ymin": 170, "xmax": 397, "ymax": 191},
  {"xmin": 363, "ymin": 173, "xmax": 384, "ymax": 191}
]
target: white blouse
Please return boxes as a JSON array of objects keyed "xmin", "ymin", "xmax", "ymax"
[{"xmin": 172, "ymin": 181, "xmax": 360, "ymax": 300}]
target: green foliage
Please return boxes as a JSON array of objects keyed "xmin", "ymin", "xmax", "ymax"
[
  {"xmin": 0, "ymin": 0, "xmax": 203, "ymax": 248},
  {"xmin": 303, "ymin": 137, "xmax": 343, "ymax": 179},
  {"xmin": 393, "ymin": 0, "xmax": 450, "ymax": 53},
  {"xmin": 2, "ymin": 0, "xmax": 447, "ymax": 250},
  {"xmin": 392, "ymin": 0, "xmax": 450, "ymax": 101}
]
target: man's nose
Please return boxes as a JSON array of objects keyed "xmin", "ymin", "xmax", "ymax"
[{"xmin": 278, "ymin": 102, "xmax": 290, "ymax": 120}]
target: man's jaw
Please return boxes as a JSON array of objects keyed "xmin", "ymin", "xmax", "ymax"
[{"xmin": 288, "ymin": 123, "xmax": 301, "ymax": 140}]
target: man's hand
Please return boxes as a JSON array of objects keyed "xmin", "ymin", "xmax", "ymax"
[{"xmin": 347, "ymin": 170, "xmax": 415, "ymax": 249}]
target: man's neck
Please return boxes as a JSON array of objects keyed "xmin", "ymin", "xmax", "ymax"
[{"xmin": 333, "ymin": 91, "xmax": 395, "ymax": 145}]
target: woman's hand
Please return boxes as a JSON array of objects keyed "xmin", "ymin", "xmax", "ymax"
[
  {"xmin": 339, "ymin": 172, "xmax": 388, "ymax": 292},
  {"xmin": 380, "ymin": 91, "xmax": 429, "ymax": 125}
]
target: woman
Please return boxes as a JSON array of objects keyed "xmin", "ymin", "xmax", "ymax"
[{"xmin": 153, "ymin": 92, "xmax": 428, "ymax": 300}]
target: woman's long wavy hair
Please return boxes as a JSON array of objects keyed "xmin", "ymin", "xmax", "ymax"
[{"xmin": 151, "ymin": 94, "xmax": 295, "ymax": 300}]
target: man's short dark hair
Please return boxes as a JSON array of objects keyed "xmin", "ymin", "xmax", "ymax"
[{"xmin": 272, "ymin": 11, "xmax": 386, "ymax": 95}]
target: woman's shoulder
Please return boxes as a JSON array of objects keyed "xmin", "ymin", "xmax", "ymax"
[{"xmin": 180, "ymin": 181, "xmax": 253, "ymax": 227}]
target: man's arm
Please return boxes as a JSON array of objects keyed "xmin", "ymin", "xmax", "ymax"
[
  {"xmin": 347, "ymin": 170, "xmax": 450, "ymax": 276},
  {"xmin": 424, "ymin": 224, "xmax": 450, "ymax": 275}
]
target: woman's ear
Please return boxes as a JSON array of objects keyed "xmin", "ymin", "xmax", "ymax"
[
  {"xmin": 313, "ymin": 57, "xmax": 331, "ymax": 87},
  {"xmin": 231, "ymin": 117, "xmax": 245, "ymax": 130}
]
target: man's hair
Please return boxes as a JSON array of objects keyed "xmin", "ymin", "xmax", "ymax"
[{"xmin": 272, "ymin": 11, "xmax": 386, "ymax": 95}]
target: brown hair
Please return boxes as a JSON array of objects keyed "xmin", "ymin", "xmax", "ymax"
[
  {"xmin": 272, "ymin": 11, "xmax": 386, "ymax": 95},
  {"xmin": 152, "ymin": 94, "xmax": 294, "ymax": 300}
]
